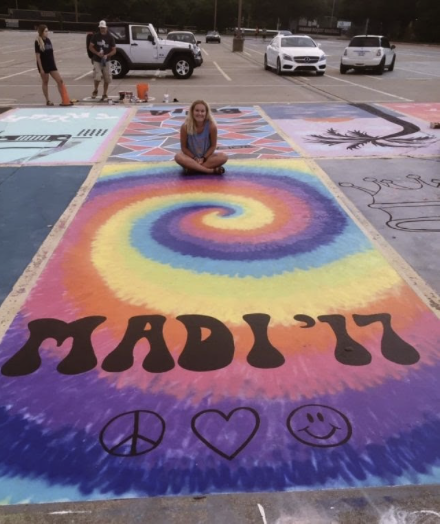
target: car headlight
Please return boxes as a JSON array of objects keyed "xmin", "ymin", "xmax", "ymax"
[
  {"xmin": 282, "ymin": 53, "xmax": 293, "ymax": 61},
  {"xmin": 319, "ymin": 54, "xmax": 326, "ymax": 61}
]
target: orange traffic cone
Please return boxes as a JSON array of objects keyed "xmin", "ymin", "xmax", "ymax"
[{"xmin": 60, "ymin": 82, "xmax": 73, "ymax": 106}]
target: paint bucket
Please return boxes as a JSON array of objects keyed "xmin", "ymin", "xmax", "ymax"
[
  {"xmin": 123, "ymin": 91, "xmax": 133, "ymax": 104},
  {"xmin": 136, "ymin": 83, "xmax": 149, "ymax": 101}
]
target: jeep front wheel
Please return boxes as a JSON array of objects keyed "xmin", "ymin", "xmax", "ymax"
[
  {"xmin": 172, "ymin": 55, "xmax": 194, "ymax": 79},
  {"xmin": 110, "ymin": 56, "xmax": 128, "ymax": 79}
]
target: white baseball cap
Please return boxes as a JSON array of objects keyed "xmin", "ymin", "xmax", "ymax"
[{"xmin": 98, "ymin": 20, "xmax": 107, "ymax": 28}]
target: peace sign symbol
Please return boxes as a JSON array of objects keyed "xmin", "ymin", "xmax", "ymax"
[{"xmin": 99, "ymin": 410, "xmax": 166, "ymax": 457}]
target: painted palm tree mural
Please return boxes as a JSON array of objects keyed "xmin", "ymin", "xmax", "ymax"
[{"xmin": 306, "ymin": 104, "xmax": 437, "ymax": 150}]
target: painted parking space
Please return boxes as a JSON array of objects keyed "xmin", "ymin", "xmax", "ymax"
[
  {"xmin": 0, "ymin": 107, "xmax": 129, "ymax": 164},
  {"xmin": 0, "ymin": 102, "xmax": 439, "ymax": 507},
  {"xmin": 110, "ymin": 106, "xmax": 299, "ymax": 162},
  {"xmin": 317, "ymin": 157, "xmax": 440, "ymax": 293},
  {"xmin": 262, "ymin": 103, "xmax": 439, "ymax": 158},
  {"xmin": 0, "ymin": 159, "xmax": 439, "ymax": 503},
  {"xmin": 0, "ymin": 165, "xmax": 91, "ymax": 303},
  {"xmin": 379, "ymin": 102, "xmax": 440, "ymax": 123}
]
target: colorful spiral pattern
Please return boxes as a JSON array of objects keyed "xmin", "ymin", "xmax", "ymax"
[{"xmin": 0, "ymin": 159, "xmax": 439, "ymax": 503}]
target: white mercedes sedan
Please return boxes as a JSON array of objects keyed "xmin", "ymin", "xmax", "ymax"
[{"xmin": 264, "ymin": 35, "xmax": 326, "ymax": 76}]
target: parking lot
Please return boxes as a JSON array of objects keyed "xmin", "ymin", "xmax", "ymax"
[
  {"xmin": 0, "ymin": 30, "xmax": 439, "ymax": 106},
  {"xmin": 0, "ymin": 27, "xmax": 440, "ymax": 524}
]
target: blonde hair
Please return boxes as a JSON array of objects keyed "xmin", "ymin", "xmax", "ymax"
[
  {"xmin": 185, "ymin": 100, "xmax": 215, "ymax": 135},
  {"xmin": 36, "ymin": 25, "xmax": 47, "ymax": 52}
]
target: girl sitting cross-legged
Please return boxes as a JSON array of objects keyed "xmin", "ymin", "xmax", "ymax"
[{"xmin": 175, "ymin": 100, "xmax": 228, "ymax": 175}]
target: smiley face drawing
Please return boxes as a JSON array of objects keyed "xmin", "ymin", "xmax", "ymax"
[{"xmin": 287, "ymin": 404, "xmax": 352, "ymax": 448}]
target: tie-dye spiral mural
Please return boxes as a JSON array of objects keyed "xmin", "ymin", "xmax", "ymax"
[{"xmin": 0, "ymin": 159, "xmax": 439, "ymax": 504}]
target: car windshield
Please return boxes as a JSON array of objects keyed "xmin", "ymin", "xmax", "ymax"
[
  {"xmin": 207, "ymin": 31, "xmax": 218, "ymax": 36},
  {"xmin": 168, "ymin": 33, "xmax": 195, "ymax": 44},
  {"xmin": 349, "ymin": 37, "xmax": 380, "ymax": 47},
  {"xmin": 281, "ymin": 37, "xmax": 315, "ymax": 48}
]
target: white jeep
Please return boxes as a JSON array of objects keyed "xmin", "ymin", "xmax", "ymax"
[{"xmin": 87, "ymin": 23, "xmax": 203, "ymax": 79}]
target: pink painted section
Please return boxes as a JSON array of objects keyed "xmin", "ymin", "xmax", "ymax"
[{"xmin": 381, "ymin": 103, "xmax": 440, "ymax": 123}]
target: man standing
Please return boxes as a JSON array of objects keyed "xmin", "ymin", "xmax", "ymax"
[{"xmin": 89, "ymin": 20, "xmax": 116, "ymax": 101}]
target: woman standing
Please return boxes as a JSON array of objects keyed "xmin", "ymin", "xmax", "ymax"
[
  {"xmin": 35, "ymin": 25, "xmax": 66, "ymax": 106},
  {"xmin": 175, "ymin": 100, "xmax": 228, "ymax": 175}
]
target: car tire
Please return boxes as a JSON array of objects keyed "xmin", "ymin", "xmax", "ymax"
[
  {"xmin": 340, "ymin": 63, "xmax": 349, "ymax": 74},
  {"xmin": 376, "ymin": 57, "xmax": 385, "ymax": 75},
  {"xmin": 316, "ymin": 71, "xmax": 325, "ymax": 76},
  {"xmin": 388, "ymin": 54, "xmax": 396, "ymax": 71},
  {"xmin": 172, "ymin": 55, "xmax": 194, "ymax": 79},
  {"xmin": 276, "ymin": 58, "xmax": 282, "ymax": 75},
  {"xmin": 264, "ymin": 54, "xmax": 270, "ymax": 71},
  {"xmin": 109, "ymin": 55, "xmax": 129, "ymax": 79}
]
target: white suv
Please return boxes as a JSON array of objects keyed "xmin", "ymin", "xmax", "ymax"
[{"xmin": 340, "ymin": 35, "xmax": 396, "ymax": 75}]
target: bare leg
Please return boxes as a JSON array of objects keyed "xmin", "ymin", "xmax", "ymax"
[
  {"xmin": 202, "ymin": 153, "xmax": 228, "ymax": 169},
  {"xmin": 49, "ymin": 70, "xmax": 64, "ymax": 102},
  {"xmin": 40, "ymin": 72, "xmax": 50, "ymax": 103},
  {"xmin": 93, "ymin": 80, "xmax": 100, "ymax": 97},
  {"xmin": 175, "ymin": 152, "xmax": 223, "ymax": 174},
  {"xmin": 103, "ymin": 81, "xmax": 109, "ymax": 97}
]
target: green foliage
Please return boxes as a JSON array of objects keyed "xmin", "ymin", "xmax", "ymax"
[
  {"xmin": 414, "ymin": 0, "xmax": 439, "ymax": 42},
  {"xmin": 3, "ymin": 0, "xmax": 434, "ymax": 39}
]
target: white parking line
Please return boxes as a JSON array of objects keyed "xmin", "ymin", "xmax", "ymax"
[
  {"xmin": 74, "ymin": 70, "xmax": 93, "ymax": 80},
  {"xmin": 213, "ymin": 61, "xmax": 232, "ymax": 81},
  {"xmin": 396, "ymin": 67, "xmax": 439, "ymax": 77},
  {"xmin": 364, "ymin": 75, "xmax": 382, "ymax": 81},
  {"xmin": 324, "ymin": 74, "xmax": 412, "ymax": 101},
  {"xmin": 243, "ymin": 51, "xmax": 252, "ymax": 57},
  {"xmin": 244, "ymin": 47, "xmax": 265, "ymax": 56},
  {"xmin": 0, "ymin": 68, "xmax": 37, "ymax": 80},
  {"xmin": 201, "ymin": 48, "xmax": 209, "ymax": 56},
  {"xmin": 0, "ymin": 59, "xmax": 16, "ymax": 65},
  {"xmin": 2, "ymin": 47, "xmax": 36, "ymax": 54}
]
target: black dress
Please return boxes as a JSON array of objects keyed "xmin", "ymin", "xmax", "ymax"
[{"xmin": 35, "ymin": 38, "xmax": 57, "ymax": 74}]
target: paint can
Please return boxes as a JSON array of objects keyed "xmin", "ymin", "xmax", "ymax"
[{"xmin": 137, "ymin": 83, "xmax": 149, "ymax": 101}]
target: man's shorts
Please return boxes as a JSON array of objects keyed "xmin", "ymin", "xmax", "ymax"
[{"xmin": 93, "ymin": 61, "xmax": 111, "ymax": 83}]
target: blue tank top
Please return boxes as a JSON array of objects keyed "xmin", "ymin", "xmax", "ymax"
[{"xmin": 187, "ymin": 120, "xmax": 211, "ymax": 158}]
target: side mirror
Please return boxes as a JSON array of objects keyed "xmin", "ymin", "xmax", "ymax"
[
  {"xmin": 391, "ymin": 44, "xmax": 396, "ymax": 49},
  {"xmin": 196, "ymin": 40, "xmax": 201, "ymax": 45},
  {"xmin": 148, "ymin": 34, "xmax": 154, "ymax": 43}
]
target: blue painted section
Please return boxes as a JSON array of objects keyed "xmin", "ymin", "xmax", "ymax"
[
  {"xmin": 0, "ymin": 107, "xmax": 128, "ymax": 164},
  {"xmin": 0, "ymin": 165, "xmax": 90, "ymax": 304}
]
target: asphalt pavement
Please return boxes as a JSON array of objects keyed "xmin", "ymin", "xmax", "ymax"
[{"xmin": 0, "ymin": 30, "xmax": 440, "ymax": 524}]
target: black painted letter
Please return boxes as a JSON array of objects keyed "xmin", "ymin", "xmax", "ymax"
[
  {"xmin": 353, "ymin": 313, "xmax": 420, "ymax": 365},
  {"xmin": 101, "ymin": 316, "xmax": 174, "ymax": 373},
  {"xmin": 1, "ymin": 317, "xmax": 106, "ymax": 376},
  {"xmin": 318, "ymin": 314, "xmax": 372, "ymax": 366},
  {"xmin": 177, "ymin": 315, "xmax": 234, "ymax": 371},
  {"xmin": 243, "ymin": 314, "xmax": 285, "ymax": 368}
]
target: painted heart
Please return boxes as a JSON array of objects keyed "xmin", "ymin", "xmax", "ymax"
[{"xmin": 191, "ymin": 407, "xmax": 260, "ymax": 460}]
